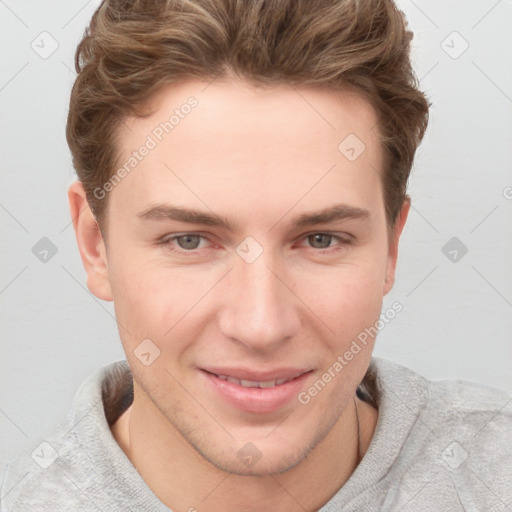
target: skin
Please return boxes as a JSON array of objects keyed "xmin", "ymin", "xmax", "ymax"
[{"xmin": 69, "ymin": 77, "xmax": 409, "ymax": 512}]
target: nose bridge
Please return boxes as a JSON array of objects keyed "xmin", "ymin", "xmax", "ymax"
[{"xmin": 218, "ymin": 245, "xmax": 300, "ymax": 349}]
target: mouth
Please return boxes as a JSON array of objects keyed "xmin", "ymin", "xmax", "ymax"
[
  {"xmin": 199, "ymin": 368, "xmax": 312, "ymax": 414},
  {"xmin": 209, "ymin": 373, "xmax": 296, "ymax": 388}
]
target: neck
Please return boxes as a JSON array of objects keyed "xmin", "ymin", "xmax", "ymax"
[{"xmin": 111, "ymin": 386, "xmax": 377, "ymax": 512}]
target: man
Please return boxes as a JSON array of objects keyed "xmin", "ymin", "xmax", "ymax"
[{"xmin": 1, "ymin": 0, "xmax": 510, "ymax": 510}]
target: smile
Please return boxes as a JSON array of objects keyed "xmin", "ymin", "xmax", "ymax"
[
  {"xmin": 200, "ymin": 368, "xmax": 313, "ymax": 413},
  {"xmin": 212, "ymin": 374, "xmax": 293, "ymax": 388}
]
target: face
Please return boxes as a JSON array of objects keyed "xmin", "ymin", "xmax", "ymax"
[{"xmin": 74, "ymin": 78, "xmax": 407, "ymax": 475}]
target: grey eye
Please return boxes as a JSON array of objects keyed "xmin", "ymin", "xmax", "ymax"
[
  {"xmin": 307, "ymin": 234, "xmax": 333, "ymax": 249},
  {"xmin": 176, "ymin": 234, "xmax": 202, "ymax": 250}
]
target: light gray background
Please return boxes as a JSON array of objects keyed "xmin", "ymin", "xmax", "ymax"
[{"xmin": 1, "ymin": 0, "xmax": 511, "ymax": 483}]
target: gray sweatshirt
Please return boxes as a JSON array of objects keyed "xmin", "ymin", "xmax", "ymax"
[{"xmin": 1, "ymin": 357, "xmax": 511, "ymax": 511}]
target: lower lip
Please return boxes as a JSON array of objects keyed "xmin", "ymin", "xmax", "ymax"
[{"xmin": 200, "ymin": 370, "xmax": 312, "ymax": 414}]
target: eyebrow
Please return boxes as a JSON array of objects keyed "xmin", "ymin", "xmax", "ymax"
[{"xmin": 136, "ymin": 202, "xmax": 370, "ymax": 231}]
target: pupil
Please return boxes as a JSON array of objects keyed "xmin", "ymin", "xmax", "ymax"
[
  {"xmin": 310, "ymin": 234, "xmax": 331, "ymax": 248},
  {"xmin": 178, "ymin": 235, "xmax": 200, "ymax": 250}
]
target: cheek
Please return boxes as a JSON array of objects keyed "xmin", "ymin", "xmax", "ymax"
[
  {"xmin": 310, "ymin": 261, "xmax": 385, "ymax": 346},
  {"xmin": 108, "ymin": 255, "xmax": 211, "ymax": 351}
]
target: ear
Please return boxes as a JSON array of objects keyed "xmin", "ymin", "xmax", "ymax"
[
  {"xmin": 68, "ymin": 181, "xmax": 113, "ymax": 301},
  {"xmin": 383, "ymin": 198, "xmax": 410, "ymax": 295}
]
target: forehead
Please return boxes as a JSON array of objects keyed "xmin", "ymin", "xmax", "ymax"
[
  {"xmin": 110, "ymin": 79, "xmax": 383, "ymax": 224},
  {"xmin": 127, "ymin": 78, "xmax": 380, "ymax": 150}
]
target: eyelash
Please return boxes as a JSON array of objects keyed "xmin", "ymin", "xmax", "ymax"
[{"xmin": 157, "ymin": 232, "xmax": 353, "ymax": 255}]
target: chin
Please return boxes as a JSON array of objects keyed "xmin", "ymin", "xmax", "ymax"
[
  {"xmin": 181, "ymin": 413, "xmax": 338, "ymax": 477},
  {"xmin": 198, "ymin": 441, "xmax": 311, "ymax": 477}
]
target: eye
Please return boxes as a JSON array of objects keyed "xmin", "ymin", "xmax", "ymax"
[
  {"xmin": 173, "ymin": 234, "xmax": 203, "ymax": 250},
  {"xmin": 159, "ymin": 233, "xmax": 210, "ymax": 253},
  {"xmin": 300, "ymin": 232, "xmax": 352, "ymax": 251},
  {"xmin": 157, "ymin": 231, "xmax": 352, "ymax": 257},
  {"xmin": 307, "ymin": 233, "xmax": 335, "ymax": 249}
]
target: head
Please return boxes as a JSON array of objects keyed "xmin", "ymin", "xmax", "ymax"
[{"xmin": 68, "ymin": 0, "xmax": 429, "ymax": 475}]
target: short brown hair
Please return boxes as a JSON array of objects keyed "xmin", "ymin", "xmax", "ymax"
[{"xmin": 66, "ymin": 0, "xmax": 430, "ymax": 239}]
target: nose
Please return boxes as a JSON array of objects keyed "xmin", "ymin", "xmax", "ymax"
[{"xmin": 217, "ymin": 249, "xmax": 301, "ymax": 352}]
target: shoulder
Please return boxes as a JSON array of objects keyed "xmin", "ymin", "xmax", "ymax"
[
  {"xmin": 0, "ymin": 362, "xmax": 126, "ymax": 512},
  {"xmin": 369, "ymin": 357, "xmax": 512, "ymax": 509},
  {"xmin": 369, "ymin": 356, "xmax": 512, "ymax": 426},
  {"xmin": 1, "ymin": 423, "xmax": 97, "ymax": 511},
  {"xmin": 404, "ymin": 362, "xmax": 512, "ymax": 445}
]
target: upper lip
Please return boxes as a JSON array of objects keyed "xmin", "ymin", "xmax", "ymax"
[{"xmin": 201, "ymin": 367, "xmax": 311, "ymax": 382}]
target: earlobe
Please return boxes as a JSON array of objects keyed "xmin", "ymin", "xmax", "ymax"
[
  {"xmin": 68, "ymin": 181, "xmax": 113, "ymax": 301},
  {"xmin": 383, "ymin": 198, "xmax": 410, "ymax": 295}
]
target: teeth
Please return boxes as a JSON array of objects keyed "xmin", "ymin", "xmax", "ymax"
[
  {"xmin": 215, "ymin": 374, "xmax": 291, "ymax": 388},
  {"xmin": 240, "ymin": 379, "xmax": 260, "ymax": 387},
  {"xmin": 259, "ymin": 380, "xmax": 277, "ymax": 388}
]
